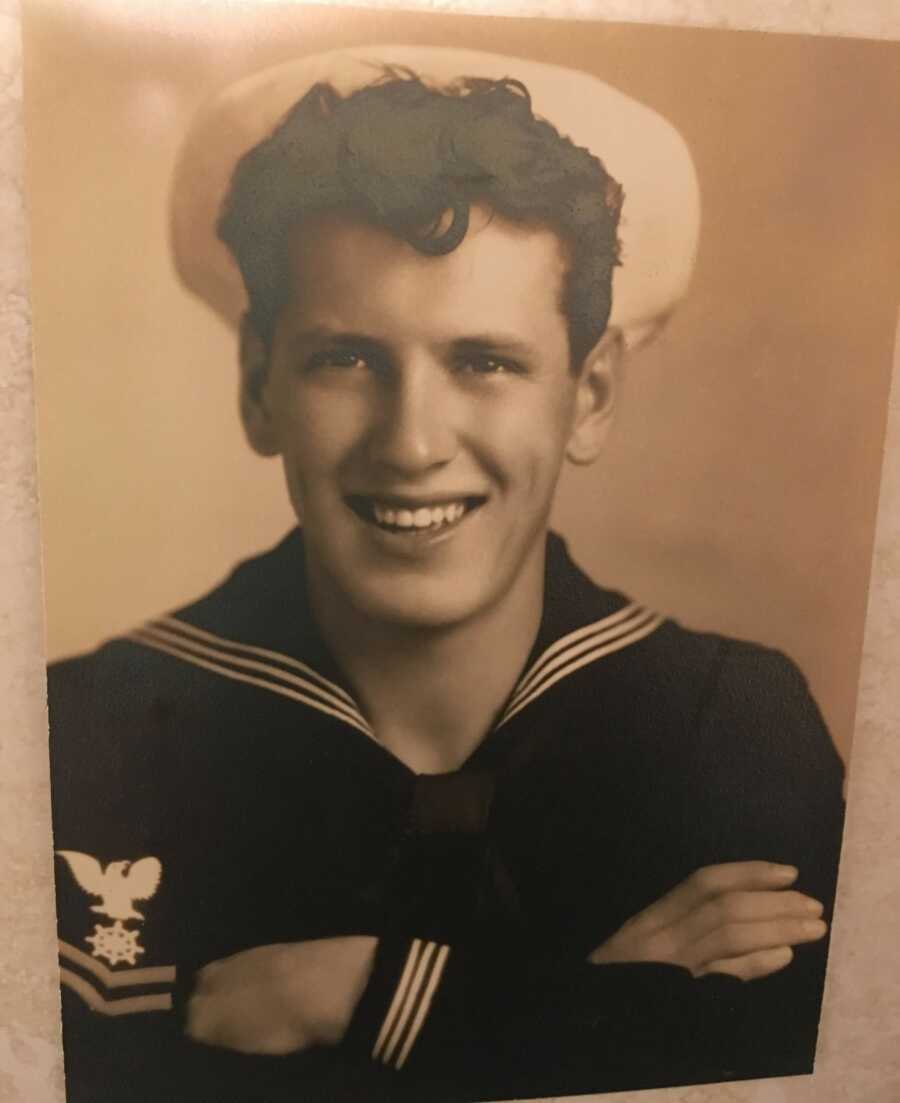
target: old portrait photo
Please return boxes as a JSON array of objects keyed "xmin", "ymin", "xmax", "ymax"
[{"xmin": 23, "ymin": 2, "xmax": 899, "ymax": 1101}]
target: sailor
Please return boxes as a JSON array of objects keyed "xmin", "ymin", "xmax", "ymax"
[{"xmin": 50, "ymin": 47, "xmax": 844, "ymax": 1102}]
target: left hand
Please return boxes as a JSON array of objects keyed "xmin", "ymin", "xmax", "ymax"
[
  {"xmin": 186, "ymin": 936, "xmax": 377, "ymax": 1055},
  {"xmin": 588, "ymin": 862, "xmax": 825, "ymax": 981}
]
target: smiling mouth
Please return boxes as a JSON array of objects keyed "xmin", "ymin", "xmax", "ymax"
[{"xmin": 345, "ymin": 495, "xmax": 486, "ymax": 535}]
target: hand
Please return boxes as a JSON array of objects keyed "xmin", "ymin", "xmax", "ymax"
[
  {"xmin": 186, "ymin": 936, "xmax": 377, "ymax": 1055},
  {"xmin": 588, "ymin": 862, "xmax": 826, "ymax": 982}
]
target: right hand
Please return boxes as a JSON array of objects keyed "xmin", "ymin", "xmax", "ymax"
[
  {"xmin": 185, "ymin": 936, "xmax": 376, "ymax": 1055},
  {"xmin": 588, "ymin": 861, "xmax": 827, "ymax": 982}
]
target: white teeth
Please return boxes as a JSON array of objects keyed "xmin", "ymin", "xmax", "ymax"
[{"xmin": 369, "ymin": 499, "xmax": 469, "ymax": 530}]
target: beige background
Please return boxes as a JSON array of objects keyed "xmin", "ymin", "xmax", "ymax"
[{"xmin": 3, "ymin": 2, "xmax": 900, "ymax": 1102}]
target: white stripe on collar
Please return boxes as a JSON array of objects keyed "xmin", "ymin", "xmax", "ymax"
[
  {"xmin": 507, "ymin": 601, "xmax": 648, "ymax": 709},
  {"xmin": 156, "ymin": 615, "xmax": 358, "ymax": 708},
  {"xmin": 141, "ymin": 619, "xmax": 364, "ymax": 726},
  {"xmin": 498, "ymin": 604, "xmax": 664, "ymax": 727},
  {"xmin": 127, "ymin": 604, "xmax": 662, "ymax": 740},
  {"xmin": 128, "ymin": 619, "xmax": 374, "ymax": 739}
]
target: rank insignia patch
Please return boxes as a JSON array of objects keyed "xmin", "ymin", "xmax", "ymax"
[
  {"xmin": 55, "ymin": 850, "xmax": 174, "ymax": 1014},
  {"xmin": 56, "ymin": 850, "xmax": 162, "ymax": 964}
]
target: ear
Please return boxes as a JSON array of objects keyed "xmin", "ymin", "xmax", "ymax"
[
  {"xmin": 238, "ymin": 315, "xmax": 280, "ymax": 457},
  {"xmin": 566, "ymin": 326, "xmax": 625, "ymax": 465}
]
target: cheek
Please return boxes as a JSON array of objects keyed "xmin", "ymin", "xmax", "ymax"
[
  {"xmin": 473, "ymin": 391, "xmax": 576, "ymax": 486},
  {"xmin": 274, "ymin": 391, "xmax": 368, "ymax": 482},
  {"xmin": 273, "ymin": 420, "xmax": 331, "ymax": 521}
]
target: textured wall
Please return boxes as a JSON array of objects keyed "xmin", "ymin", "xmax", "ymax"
[{"xmin": 2, "ymin": 2, "xmax": 900, "ymax": 1102}]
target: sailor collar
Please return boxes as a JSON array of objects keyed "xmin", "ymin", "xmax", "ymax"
[{"xmin": 129, "ymin": 529, "xmax": 663, "ymax": 745}]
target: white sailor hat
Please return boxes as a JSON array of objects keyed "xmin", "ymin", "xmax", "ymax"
[{"xmin": 171, "ymin": 46, "xmax": 700, "ymax": 352}]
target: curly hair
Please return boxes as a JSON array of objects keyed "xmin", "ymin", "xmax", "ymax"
[{"xmin": 217, "ymin": 71, "xmax": 623, "ymax": 369}]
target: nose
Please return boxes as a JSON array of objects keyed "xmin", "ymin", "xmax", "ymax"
[{"xmin": 368, "ymin": 357, "xmax": 457, "ymax": 475}]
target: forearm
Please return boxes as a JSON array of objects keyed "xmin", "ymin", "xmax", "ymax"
[{"xmin": 344, "ymin": 934, "xmax": 755, "ymax": 1096}]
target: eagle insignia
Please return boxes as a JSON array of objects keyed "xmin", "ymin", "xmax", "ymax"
[
  {"xmin": 56, "ymin": 851, "xmax": 162, "ymax": 920},
  {"xmin": 56, "ymin": 851, "xmax": 162, "ymax": 964}
]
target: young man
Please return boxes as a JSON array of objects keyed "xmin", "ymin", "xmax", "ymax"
[{"xmin": 49, "ymin": 48, "xmax": 845, "ymax": 1103}]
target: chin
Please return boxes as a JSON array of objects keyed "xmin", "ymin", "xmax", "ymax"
[{"xmin": 344, "ymin": 577, "xmax": 489, "ymax": 633}]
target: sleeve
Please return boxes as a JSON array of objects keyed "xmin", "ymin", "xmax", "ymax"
[
  {"xmin": 343, "ymin": 641, "xmax": 846, "ymax": 1098},
  {"xmin": 49, "ymin": 650, "xmax": 184, "ymax": 1103},
  {"xmin": 687, "ymin": 640, "xmax": 846, "ymax": 1078},
  {"xmin": 344, "ymin": 935, "xmax": 745, "ymax": 1097}
]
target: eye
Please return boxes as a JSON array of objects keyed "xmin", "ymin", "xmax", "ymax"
[
  {"xmin": 456, "ymin": 354, "xmax": 523, "ymax": 377},
  {"xmin": 304, "ymin": 348, "xmax": 371, "ymax": 373}
]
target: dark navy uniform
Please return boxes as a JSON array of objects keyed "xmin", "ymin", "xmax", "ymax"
[{"xmin": 49, "ymin": 530, "xmax": 845, "ymax": 1102}]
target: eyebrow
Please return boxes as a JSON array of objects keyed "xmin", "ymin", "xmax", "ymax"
[
  {"xmin": 287, "ymin": 329, "xmax": 391, "ymax": 357},
  {"xmin": 447, "ymin": 334, "xmax": 537, "ymax": 359},
  {"xmin": 289, "ymin": 327, "xmax": 537, "ymax": 359}
]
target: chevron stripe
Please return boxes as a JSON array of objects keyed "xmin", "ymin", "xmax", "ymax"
[
  {"xmin": 128, "ymin": 627, "xmax": 374, "ymax": 739},
  {"xmin": 59, "ymin": 940, "xmax": 175, "ymax": 988},
  {"xmin": 500, "ymin": 611, "xmax": 664, "ymax": 727},
  {"xmin": 60, "ymin": 969, "xmax": 173, "ymax": 1015}
]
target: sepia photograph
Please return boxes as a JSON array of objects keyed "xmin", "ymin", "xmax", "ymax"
[{"xmin": 21, "ymin": 2, "xmax": 900, "ymax": 1100}]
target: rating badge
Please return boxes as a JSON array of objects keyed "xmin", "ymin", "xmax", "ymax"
[{"xmin": 56, "ymin": 850, "xmax": 163, "ymax": 966}]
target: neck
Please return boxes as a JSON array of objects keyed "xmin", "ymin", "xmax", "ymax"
[{"xmin": 307, "ymin": 549, "xmax": 546, "ymax": 775}]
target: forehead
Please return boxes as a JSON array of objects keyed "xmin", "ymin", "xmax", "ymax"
[{"xmin": 280, "ymin": 208, "xmax": 570, "ymax": 345}]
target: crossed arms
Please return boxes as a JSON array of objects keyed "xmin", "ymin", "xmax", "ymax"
[
  {"xmin": 185, "ymin": 858, "xmax": 832, "ymax": 1095},
  {"xmin": 51, "ymin": 629, "xmax": 845, "ymax": 1099}
]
